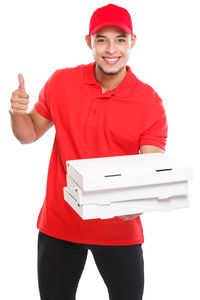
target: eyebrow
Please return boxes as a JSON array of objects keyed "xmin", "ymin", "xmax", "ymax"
[{"xmin": 95, "ymin": 34, "xmax": 128, "ymax": 38}]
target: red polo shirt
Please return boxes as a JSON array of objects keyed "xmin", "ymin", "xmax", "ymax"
[{"xmin": 34, "ymin": 62, "xmax": 168, "ymax": 245}]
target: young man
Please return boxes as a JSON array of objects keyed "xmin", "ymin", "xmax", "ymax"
[{"xmin": 9, "ymin": 4, "xmax": 167, "ymax": 300}]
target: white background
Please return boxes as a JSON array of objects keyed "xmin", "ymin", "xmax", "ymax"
[{"xmin": 1, "ymin": 0, "xmax": 200, "ymax": 299}]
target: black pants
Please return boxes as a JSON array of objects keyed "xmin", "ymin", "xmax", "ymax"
[{"xmin": 38, "ymin": 231, "xmax": 144, "ymax": 300}]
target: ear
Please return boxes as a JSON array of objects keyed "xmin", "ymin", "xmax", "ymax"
[
  {"xmin": 130, "ymin": 34, "xmax": 136, "ymax": 49},
  {"xmin": 85, "ymin": 34, "xmax": 92, "ymax": 49}
]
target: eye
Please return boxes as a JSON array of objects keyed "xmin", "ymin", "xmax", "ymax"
[
  {"xmin": 97, "ymin": 39, "xmax": 106, "ymax": 43},
  {"xmin": 118, "ymin": 39, "xmax": 126, "ymax": 43}
]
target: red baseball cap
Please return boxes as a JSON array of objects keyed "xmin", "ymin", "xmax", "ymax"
[{"xmin": 89, "ymin": 4, "xmax": 133, "ymax": 36}]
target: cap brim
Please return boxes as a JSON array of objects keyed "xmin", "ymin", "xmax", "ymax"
[{"xmin": 90, "ymin": 21, "xmax": 132, "ymax": 35}]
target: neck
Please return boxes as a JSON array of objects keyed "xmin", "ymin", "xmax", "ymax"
[{"xmin": 94, "ymin": 64, "xmax": 127, "ymax": 92}]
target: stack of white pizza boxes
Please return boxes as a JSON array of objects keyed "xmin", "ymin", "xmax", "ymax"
[{"xmin": 63, "ymin": 153, "xmax": 193, "ymax": 220}]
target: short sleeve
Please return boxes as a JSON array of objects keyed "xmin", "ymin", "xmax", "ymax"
[
  {"xmin": 34, "ymin": 71, "xmax": 57, "ymax": 121},
  {"xmin": 139, "ymin": 92, "xmax": 168, "ymax": 151}
]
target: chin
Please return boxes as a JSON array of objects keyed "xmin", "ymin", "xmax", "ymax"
[{"xmin": 97, "ymin": 63, "xmax": 125, "ymax": 76}]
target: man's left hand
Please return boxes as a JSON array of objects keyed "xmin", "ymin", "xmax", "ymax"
[{"xmin": 118, "ymin": 213, "xmax": 143, "ymax": 221}]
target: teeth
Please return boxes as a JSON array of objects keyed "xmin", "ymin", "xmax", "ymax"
[{"xmin": 104, "ymin": 57, "xmax": 119, "ymax": 62}]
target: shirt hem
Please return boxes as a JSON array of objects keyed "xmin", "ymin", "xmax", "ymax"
[
  {"xmin": 37, "ymin": 226, "xmax": 144, "ymax": 246},
  {"xmin": 34, "ymin": 103, "xmax": 52, "ymax": 121}
]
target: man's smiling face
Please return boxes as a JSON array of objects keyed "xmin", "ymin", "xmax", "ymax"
[{"xmin": 85, "ymin": 26, "xmax": 136, "ymax": 76}]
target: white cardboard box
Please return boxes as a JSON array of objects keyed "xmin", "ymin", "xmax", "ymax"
[
  {"xmin": 63, "ymin": 187, "xmax": 189, "ymax": 220},
  {"xmin": 66, "ymin": 153, "xmax": 193, "ymax": 191},
  {"xmin": 66, "ymin": 174, "xmax": 189, "ymax": 205},
  {"xmin": 63, "ymin": 153, "xmax": 193, "ymax": 220}
]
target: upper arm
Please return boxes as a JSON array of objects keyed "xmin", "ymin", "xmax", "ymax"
[
  {"xmin": 139, "ymin": 145, "xmax": 164, "ymax": 154},
  {"xmin": 139, "ymin": 90, "xmax": 168, "ymax": 152},
  {"xmin": 29, "ymin": 107, "xmax": 53, "ymax": 141}
]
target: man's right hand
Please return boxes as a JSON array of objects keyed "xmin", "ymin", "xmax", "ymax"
[
  {"xmin": 10, "ymin": 73, "xmax": 29, "ymax": 114},
  {"xmin": 9, "ymin": 73, "xmax": 53, "ymax": 144}
]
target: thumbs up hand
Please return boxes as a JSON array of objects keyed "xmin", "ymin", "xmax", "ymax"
[{"xmin": 10, "ymin": 73, "xmax": 29, "ymax": 114}]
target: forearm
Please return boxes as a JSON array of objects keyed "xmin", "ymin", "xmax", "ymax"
[
  {"xmin": 140, "ymin": 145, "xmax": 164, "ymax": 154},
  {"xmin": 9, "ymin": 111, "xmax": 37, "ymax": 144}
]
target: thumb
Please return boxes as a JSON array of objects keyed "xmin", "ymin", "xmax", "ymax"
[{"xmin": 18, "ymin": 73, "xmax": 25, "ymax": 91}]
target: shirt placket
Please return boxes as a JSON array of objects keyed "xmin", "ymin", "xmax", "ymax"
[{"xmin": 88, "ymin": 85, "xmax": 111, "ymax": 123}]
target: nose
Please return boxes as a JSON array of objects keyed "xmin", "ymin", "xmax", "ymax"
[{"xmin": 105, "ymin": 41, "xmax": 117, "ymax": 55}]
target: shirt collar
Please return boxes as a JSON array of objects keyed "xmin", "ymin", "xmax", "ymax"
[{"xmin": 83, "ymin": 62, "xmax": 138, "ymax": 98}]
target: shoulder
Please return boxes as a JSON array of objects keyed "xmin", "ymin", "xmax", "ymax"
[
  {"xmin": 131, "ymin": 72, "xmax": 164, "ymax": 108},
  {"xmin": 127, "ymin": 69, "xmax": 166, "ymax": 117},
  {"xmin": 51, "ymin": 64, "xmax": 89, "ymax": 83}
]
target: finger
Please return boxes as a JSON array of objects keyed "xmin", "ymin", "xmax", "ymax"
[
  {"xmin": 118, "ymin": 216, "xmax": 129, "ymax": 220},
  {"xmin": 11, "ymin": 107, "xmax": 27, "ymax": 114},
  {"xmin": 12, "ymin": 90, "xmax": 29, "ymax": 98},
  {"xmin": 122, "ymin": 217, "xmax": 130, "ymax": 221},
  {"xmin": 11, "ymin": 97, "xmax": 29, "ymax": 105},
  {"xmin": 18, "ymin": 73, "xmax": 25, "ymax": 91},
  {"xmin": 118, "ymin": 214, "xmax": 141, "ymax": 221},
  {"xmin": 11, "ymin": 102, "xmax": 28, "ymax": 111}
]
